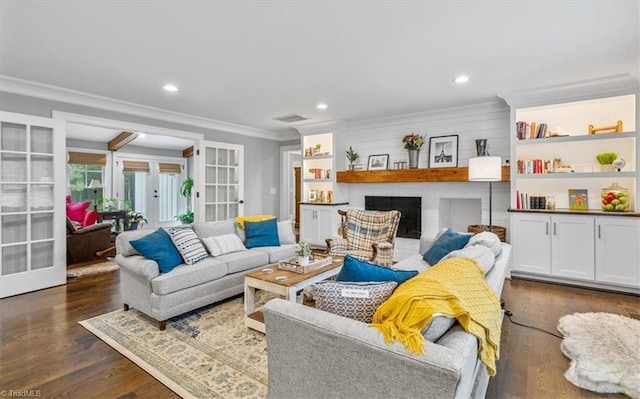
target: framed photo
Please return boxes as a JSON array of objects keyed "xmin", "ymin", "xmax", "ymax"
[
  {"xmin": 428, "ymin": 135, "xmax": 459, "ymax": 168},
  {"xmin": 568, "ymin": 189, "xmax": 588, "ymax": 210},
  {"xmin": 367, "ymin": 154, "xmax": 389, "ymax": 170}
]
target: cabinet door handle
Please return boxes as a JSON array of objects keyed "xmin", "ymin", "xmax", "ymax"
[
  {"xmin": 545, "ymin": 222, "xmax": 549, "ymax": 235},
  {"xmin": 553, "ymin": 222, "xmax": 557, "ymax": 236},
  {"xmin": 598, "ymin": 225, "xmax": 601, "ymax": 239}
]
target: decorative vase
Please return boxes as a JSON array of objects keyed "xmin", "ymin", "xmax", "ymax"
[
  {"xmin": 348, "ymin": 164, "xmax": 355, "ymax": 171},
  {"xmin": 408, "ymin": 149, "xmax": 420, "ymax": 169},
  {"xmin": 297, "ymin": 256, "xmax": 310, "ymax": 266},
  {"xmin": 600, "ymin": 164, "xmax": 615, "ymax": 172}
]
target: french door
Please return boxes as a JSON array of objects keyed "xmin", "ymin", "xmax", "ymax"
[
  {"xmin": 114, "ymin": 156, "xmax": 186, "ymax": 228},
  {"xmin": 198, "ymin": 140, "xmax": 244, "ymax": 221},
  {"xmin": 0, "ymin": 111, "xmax": 66, "ymax": 298}
]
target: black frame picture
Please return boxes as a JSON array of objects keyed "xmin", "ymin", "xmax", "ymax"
[
  {"xmin": 428, "ymin": 135, "xmax": 459, "ymax": 168},
  {"xmin": 367, "ymin": 154, "xmax": 389, "ymax": 170}
]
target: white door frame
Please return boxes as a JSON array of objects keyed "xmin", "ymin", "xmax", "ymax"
[{"xmin": 279, "ymin": 144, "xmax": 301, "ymax": 220}]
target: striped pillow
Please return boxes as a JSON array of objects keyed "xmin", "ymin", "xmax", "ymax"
[
  {"xmin": 202, "ymin": 234, "xmax": 246, "ymax": 256},
  {"xmin": 165, "ymin": 226, "xmax": 209, "ymax": 265}
]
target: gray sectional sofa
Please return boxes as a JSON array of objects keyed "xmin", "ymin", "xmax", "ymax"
[
  {"xmin": 264, "ymin": 232, "xmax": 512, "ymax": 399},
  {"xmin": 115, "ymin": 219, "xmax": 296, "ymax": 330}
]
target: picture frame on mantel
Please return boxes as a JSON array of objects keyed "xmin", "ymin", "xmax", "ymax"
[
  {"xmin": 429, "ymin": 135, "xmax": 459, "ymax": 168},
  {"xmin": 367, "ymin": 154, "xmax": 389, "ymax": 170}
]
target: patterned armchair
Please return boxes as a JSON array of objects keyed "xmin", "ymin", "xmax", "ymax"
[{"xmin": 326, "ymin": 209, "xmax": 401, "ymax": 266}]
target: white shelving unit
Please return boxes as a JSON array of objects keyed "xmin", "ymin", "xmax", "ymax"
[
  {"xmin": 297, "ymin": 123, "xmax": 349, "ymax": 247},
  {"xmin": 500, "ymin": 75, "xmax": 640, "ymax": 293}
]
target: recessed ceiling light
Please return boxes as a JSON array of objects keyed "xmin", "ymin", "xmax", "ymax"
[
  {"xmin": 163, "ymin": 84, "xmax": 179, "ymax": 92},
  {"xmin": 138, "ymin": 133, "xmax": 146, "ymax": 138},
  {"xmin": 454, "ymin": 76, "xmax": 469, "ymax": 84},
  {"xmin": 317, "ymin": 103, "xmax": 328, "ymax": 110}
]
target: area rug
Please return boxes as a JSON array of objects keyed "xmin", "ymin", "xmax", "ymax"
[
  {"xmin": 80, "ymin": 292, "xmax": 275, "ymax": 398},
  {"xmin": 557, "ymin": 312, "xmax": 640, "ymax": 399},
  {"xmin": 67, "ymin": 260, "xmax": 119, "ymax": 278}
]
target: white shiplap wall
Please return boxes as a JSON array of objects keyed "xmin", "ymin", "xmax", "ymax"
[{"xmin": 337, "ymin": 100, "xmax": 512, "ymax": 245}]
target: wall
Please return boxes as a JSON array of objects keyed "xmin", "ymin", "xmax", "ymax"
[
  {"xmin": 0, "ymin": 92, "xmax": 282, "ymax": 216},
  {"xmin": 338, "ymin": 101, "xmax": 512, "ymax": 241}
]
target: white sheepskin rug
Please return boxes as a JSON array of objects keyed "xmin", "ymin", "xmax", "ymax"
[{"xmin": 557, "ymin": 312, "xmax": 640, "ymax": 399}]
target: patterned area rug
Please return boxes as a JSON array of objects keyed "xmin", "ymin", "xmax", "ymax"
[
  {"xmin": 67, "ymin": 260, "xmax": 119, "ymax": 278},
  {"xmin": 557, "ymin": 312, "xmax": 640, "ymax": 399},
  {"xmin": 80, "ymin": 292, "xmax": 274, "ymax": 399}
]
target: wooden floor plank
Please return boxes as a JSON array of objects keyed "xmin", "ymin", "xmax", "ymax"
[{"xmin": 1, "ymin": 270, "xmax": 638, "ymax": 398}]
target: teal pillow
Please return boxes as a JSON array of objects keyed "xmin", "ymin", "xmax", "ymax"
[
  {"xmin": 336, "ymin": 255, "xmax": 418, "ymax": 284},
  {"xmin": 244, "ymin": 218, "xmax": 280, "ymax": 248},
  {"xmin": 423, "ymin": 228, "xmax": 472, "ymax": 265},
  {"xmin": 130, "ymin": 228, "xmax": 183, "ymax": 273}
]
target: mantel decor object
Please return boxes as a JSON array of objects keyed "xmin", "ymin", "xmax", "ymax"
[
  {"xmin": 429, "ymin": 135, "xmax": 459, "ymax": 168},
  {"xmin": 402, "ymin": 133, "xmax": 425, "ymax": 169}
]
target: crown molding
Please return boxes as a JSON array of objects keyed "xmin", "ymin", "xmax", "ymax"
[
  {"xmin": 497, "ymin": 74, "xmax": 639, "ymax": 108},
  {"xmin": 0, "ymin": 75, "xmax": 298, "ymax": 141}
]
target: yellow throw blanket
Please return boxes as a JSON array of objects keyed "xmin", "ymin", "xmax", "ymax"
[{"xmin": 370, "ymin": 257, "xmax": 502, "ymax": 376}]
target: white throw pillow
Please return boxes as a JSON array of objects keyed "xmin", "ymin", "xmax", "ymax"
[
  {"xmin": 202, "ymin": 234, "xmax": 247, "ymax": 256},
  {"xmin": 277, "ymin": 219, "xmax": 296, "ymax": 244},
  {"xmin": 440, "ymin": 244, "xmax": 496, "ymax": 274},
  {"xmin": 466, "ymin": 231, "xmax": 502, "ymax": 257}
]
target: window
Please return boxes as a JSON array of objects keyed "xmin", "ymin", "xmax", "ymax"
[{"xmin": 67, "ymin": 151, "xmax": 106, "ymax": 204}]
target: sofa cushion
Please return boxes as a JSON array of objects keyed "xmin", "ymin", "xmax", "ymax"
[
  {"xmin": 423, "ymin": 228, "xmax": 472, "ymax": 265},
  {"xmin": 441, "ymin": 245, "xmax": 496, "ymax": 274},
  {"xmin": 421, "ymin": 316, "xmax": 457, "ymax": 342},
  {"xmin": 313, "ymin": 281, "xmax": 398, "ymax": 323},
  {"xmin": 277, "ymin": 219, "xmax": 296, "ymax": 244},
  {"xmin": 192, "ymin": 219, "xmax": 236, "ymax": 239},
  {"xmin": 245, "ymin": 218, "xmax": 280, "ymax": 248},
  {"xmin": 66, "ymin": 201, "xmax": 91, "ymax": 222},
  {"xmin": 166, "ymin": 225, "xmax": 209, "ymax": 265},
  {"xmin": 336, "ymin": 254, "xmax": 418, "ymax": 284},
  {"xmin": 467, "ymin": 231, "xmax": 502, "ymax": 257},
  {"xmin": 151, "ymin": 257, "xmax": 228, "ymax": 295},
  {"xmin": 202, "ymin": 234, "xmax": 246, "ymax": 256},
  {"xmin": 251, "ymin": 244, "xmax": 297, "ymax": 263},
  {"xmin": 215, "ymin": 249, "xmax": 269, "ymax": 274},
  {"xmin": 130, "ymin": 228, "xmax": 183, "ymax": 273},
  {"xmin": 116, "ymin": 229, "xmax": 156, "ymax": 256},
  {"xmin": 235, "ymin": 214, "xmax": 276, "ymax": 229}
]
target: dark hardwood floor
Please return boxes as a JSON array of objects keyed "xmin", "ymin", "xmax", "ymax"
[{"xmin": 0, "ymin": 271, "xmax": 637, "ymax": 398}]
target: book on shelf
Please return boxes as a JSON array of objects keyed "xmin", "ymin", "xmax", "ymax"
[
  {"xmin": 515, "ymin": 121, "xmax": 549, "ymax": 140},
  {"xmin": 515, "ymin": 191, "xmax": 548, "ymax": 210}
]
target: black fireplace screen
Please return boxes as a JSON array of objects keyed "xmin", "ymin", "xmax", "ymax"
[{"xmin": 364, "ymin": 196, "xmax": 421, "ymax": 239}]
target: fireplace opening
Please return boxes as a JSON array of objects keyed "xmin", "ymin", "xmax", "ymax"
[{"xmin": 365, "ymin": 196, "xmax": 421, "ymax": 239}]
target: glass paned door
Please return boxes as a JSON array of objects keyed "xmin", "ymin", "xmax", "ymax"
[
  {"xmin": 0, "ymin": 112, "xmax": 65, "ymax": 298},
  {"xmin": 199, "ymin": 141, "xmax": 243, "ymax": 222}
]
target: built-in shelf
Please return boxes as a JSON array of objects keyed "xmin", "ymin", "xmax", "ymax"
[
  {"xmin": 509, "ymin": 208, "xmax": 640, "ymax": 217},
  {"xmin": 515, "ymin": 131, "xmax": 636, "ymax": 145},
  {"xmin": 336, "ymin": 166, "xmax": 510, "ymax": 183},
  {"xmin": 515, "ymin": 171, "xmax": 636, "ymax": 179}
]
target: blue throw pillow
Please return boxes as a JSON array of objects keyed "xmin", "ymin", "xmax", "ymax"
[
  {"xmin": 244, "ymin": 218, "xmax": 280, "ymax": 248},
  {"xmin": 336, "ymin": 255, "xmax": 418, "ymax": 284},
  {"xmin": 130, "ymin": 228, "xmax": 183, "ymax": 273},
  {"xmin": 423, "ymin": 228, "xmax": 472, "ymax": 265}
]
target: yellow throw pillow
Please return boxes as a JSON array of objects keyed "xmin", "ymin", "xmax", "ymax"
[{"xmin": 235, "ymin": 215, "xmax": 276, "ymax": 229}]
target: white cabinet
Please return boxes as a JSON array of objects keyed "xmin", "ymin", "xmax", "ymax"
[
  {"xmin": 512, "ymin": 212, "xmax": 640, "ymax": 290},
  {"xmin": 299, "ymin": 204, "xmax": 343, "ymax": 247},
  {"xmin": 512, "ymin": 213, "xmax": 594, "ymax": 281},
  {"xmin": 595, "ymin": 216, "xmax": 640, "ymax": 286}
]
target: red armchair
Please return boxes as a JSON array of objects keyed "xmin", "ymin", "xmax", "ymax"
[{"xmin": 66, "ymin": 195, "xmax": 99, "ymax": 228}]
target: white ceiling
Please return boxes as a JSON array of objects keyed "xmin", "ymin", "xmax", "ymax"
[
  {"xmin": 65, "ymin": 123, "xmax": 194, "ymax": 151},
  {"xmin": 1, "ymin": 1, "xmax": 639, "ymax": 139}
]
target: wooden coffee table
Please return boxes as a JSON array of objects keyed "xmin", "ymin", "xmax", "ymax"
[{"xmin": 244, "ymin": 256, "xmax": 344, "ymax": 333}]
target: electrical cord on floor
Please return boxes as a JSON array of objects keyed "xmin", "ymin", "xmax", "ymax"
[{"xmin": 504, "ymin": 309, "xmax": 563, "ymax": 339}]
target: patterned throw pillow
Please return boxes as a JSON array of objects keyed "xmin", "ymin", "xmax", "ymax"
[
  {"xmin": 202, "ymin": 234, "xmax": 246, "ymax": 256},
  {"xmin": 313, "ymin": 281, "xmax": 398, "ymax": 323},
  {"xmin": 165, "ymin": 225, "xmax": 209, "ymax": 265}
]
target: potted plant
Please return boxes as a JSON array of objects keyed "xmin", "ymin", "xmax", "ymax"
[
  {"xmin": 127, "ymin": 211, "xmax": 147, "ymax": 230},
  {"xmin": 345, "ymin": 146, "xmax": 359, "ymax": 171},
  {"xmin": 596, "ymin": 152, "xmax": 618, "ymax": 172},
  {"xmin": 176, "ymin": 177, "xmax": 195, "ymax": 223},
  {"xmin": 402, "ymin": 133, "xmax": 425, "ymax": 169},
  {"xmin": 296, "ymin": 242, "xmax": 312, "ymax": 266}
]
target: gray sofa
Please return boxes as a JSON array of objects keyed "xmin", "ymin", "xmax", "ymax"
[
  {"xmin": 115, "ymin": 219, "xmax": 296, "ymax": 330},
  {"xmin": 264, "ymin": 233, "xmax": 512, "ymax": 399}
]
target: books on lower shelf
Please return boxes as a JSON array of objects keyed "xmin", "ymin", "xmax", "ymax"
[{"xmin": 515, "ymin": 190, "xmax": 552, "ymax": 210}]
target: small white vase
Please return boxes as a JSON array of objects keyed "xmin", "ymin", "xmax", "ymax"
[{"xmin": 297, "ymin": 256, "xmax": 310, "ymax": 266}]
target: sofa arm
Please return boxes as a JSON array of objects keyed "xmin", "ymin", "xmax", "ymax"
[
  {"xmin": 115, "ymin": 254, "xmax": 160, "ymax": 280},
  {"xmin": 264, "ymin": 298, "xmax": 465, "ymax": 399},
  {"xmin": 326, "ymin": 237, "xmax": 348, "ymax": 254},
  {"xmin": 371, "ymin": 241, "xmax": 394, "ymax": 266}
]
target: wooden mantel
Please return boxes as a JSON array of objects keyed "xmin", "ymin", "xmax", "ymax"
[{"xmin": 336, "ymin": 166, "xmax": 510, "ymax": 183}]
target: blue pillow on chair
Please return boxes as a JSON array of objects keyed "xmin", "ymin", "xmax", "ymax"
[
  {"xmin": 336, "ymin": 255, "xmax": 418, "ymax": 284},
  {"xmin": 130, "ymin": 228, "xmax": 183, "ymax": 273},
  {"xmin": 423, "ymin": 228, "xmax": 472, "ymax": 265},
  {"xmin": 244, "ymin": 218, "xmax": 281, "ymax": 248}
]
